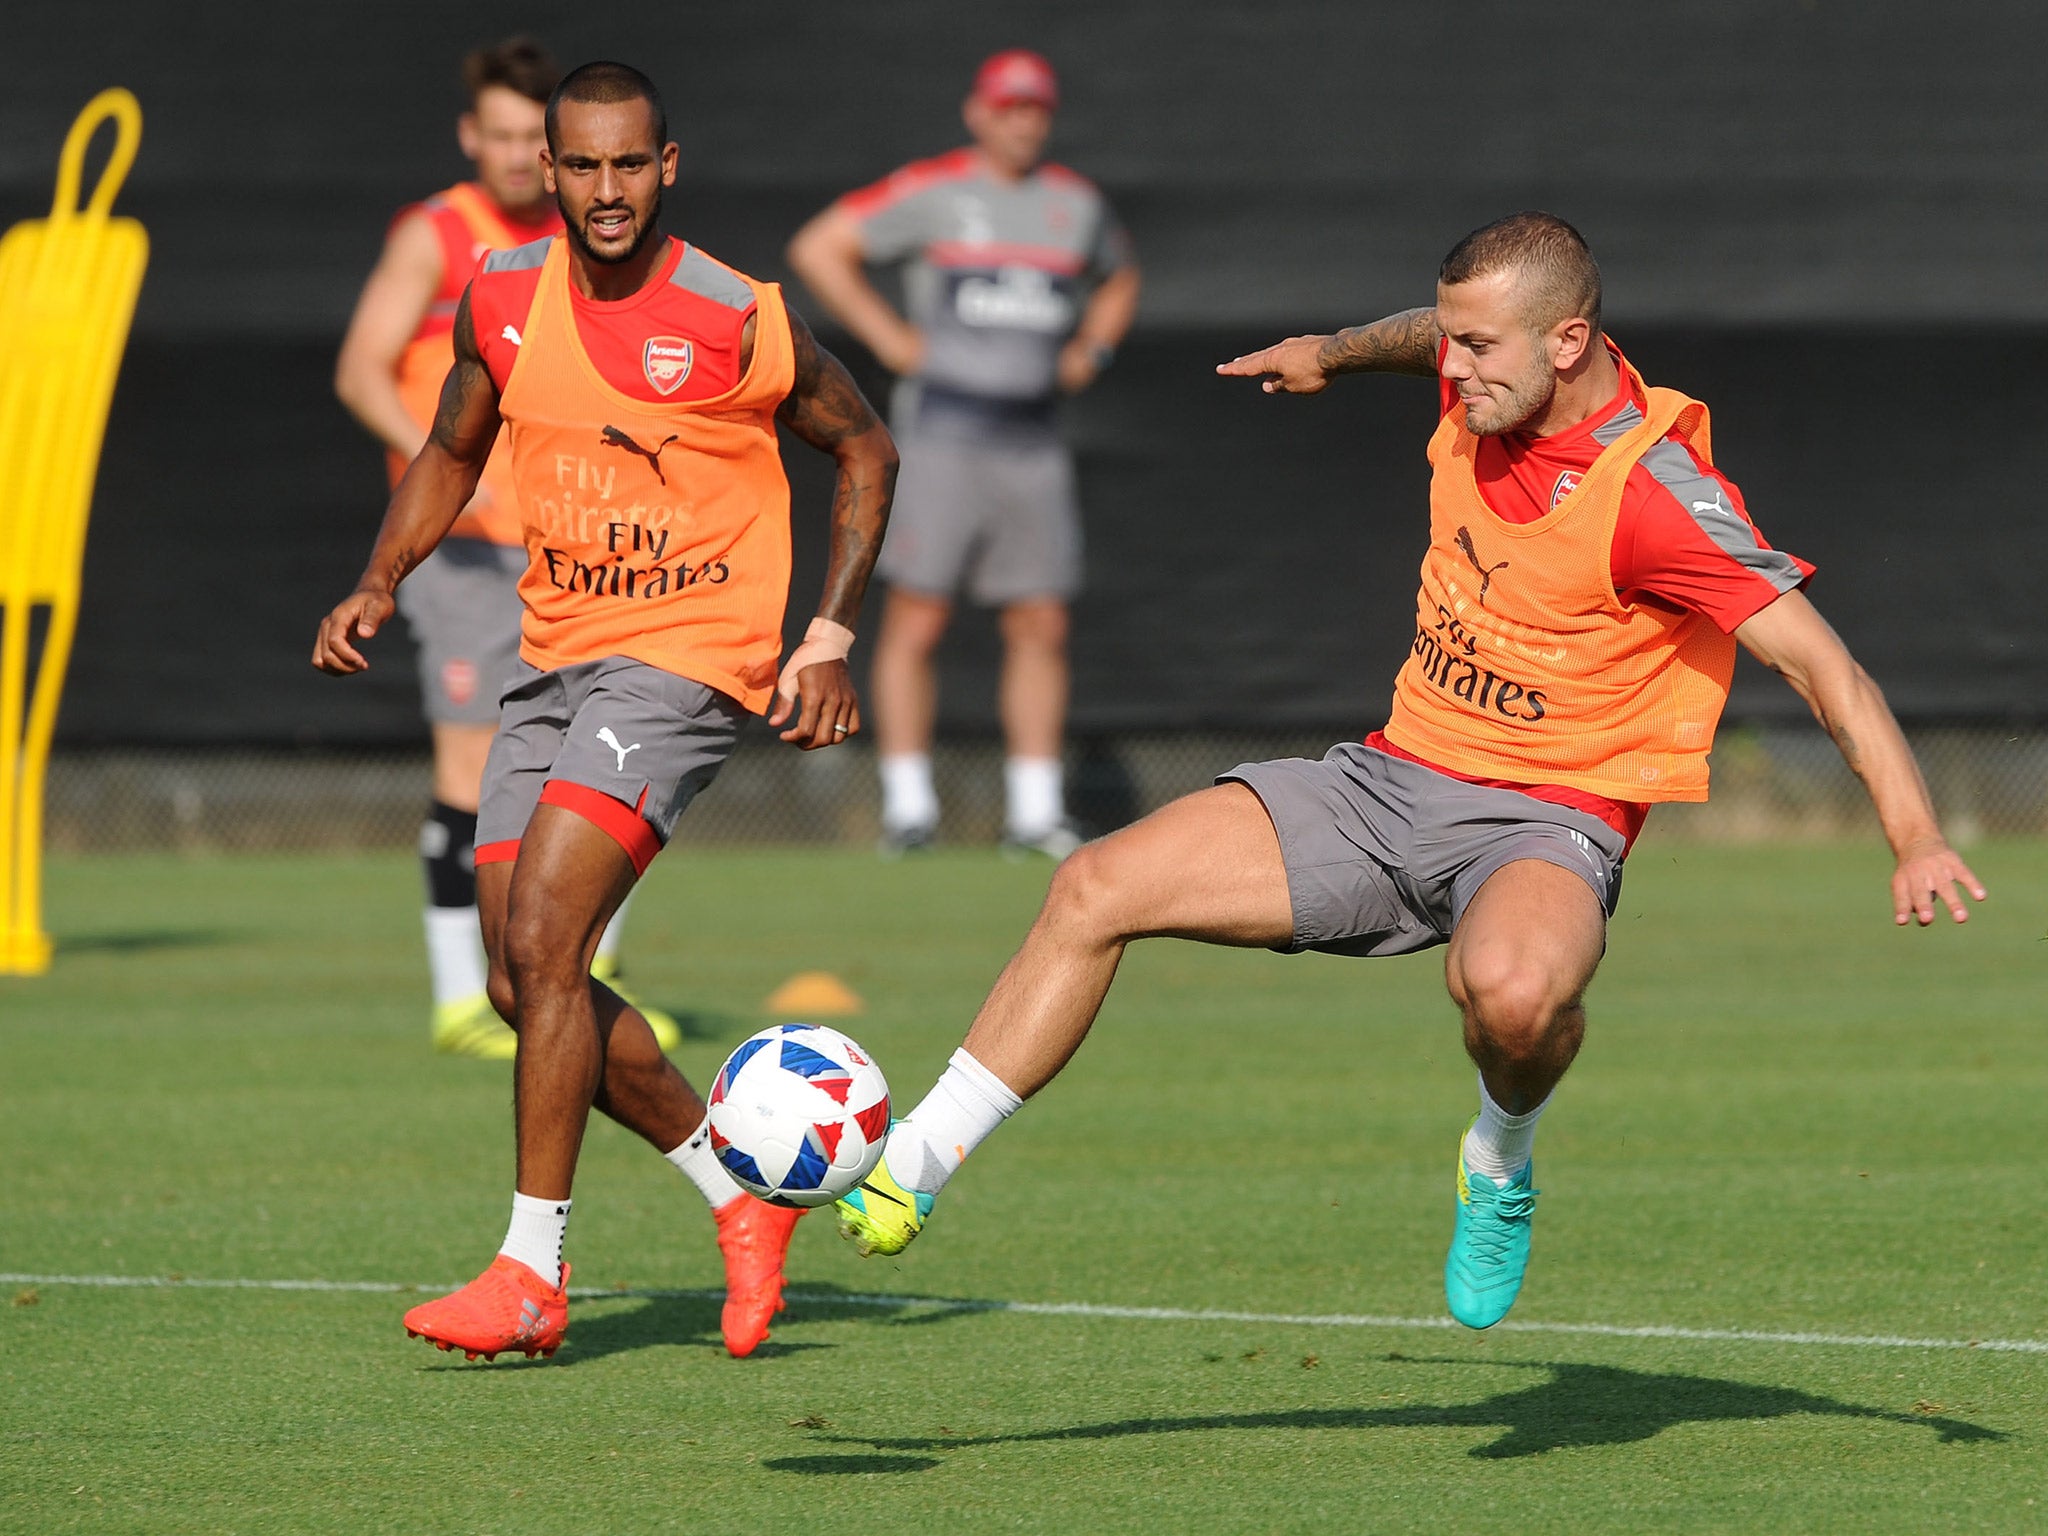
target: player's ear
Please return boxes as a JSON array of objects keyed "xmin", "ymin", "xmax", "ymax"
[
  {"xmin": 456, "ymin": 112, "xmax": 480, "ymax": 161},
  {"xmin": 539, "ymin": 146, "xmax": 557, "ymax": 195},
  {"xmin": 1550, "ymin": 315, "xmax": 1592, "ymax": 372},
  {"xmin": 660, "ymin": 141, "xmax": 679, "ymax": 187}
]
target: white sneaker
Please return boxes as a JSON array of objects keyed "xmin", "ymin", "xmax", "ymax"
[
  {"xmin": 878, "ymin": 821, "xmax": 938, "ymax": 859},
  {"xmin": 1001, "ymin": 820, "xmax": 1084, "ymax": 862}
]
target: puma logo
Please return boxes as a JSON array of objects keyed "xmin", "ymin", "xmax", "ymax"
[
  {"xmin": 1454, "ymin": 525, "xmax": 1510, "ymax": 606},
  {"xmin": 600, "ymin": 425, "xmax": 680, "ymax": 485},
  {"xmin": 596, "ymin": 727, "xmax": 642, "ymax": 773},
  {"xmin": 501, "ymin": 324, "xmax": 523, "ymax": 347},
  {"xmin": 1691, "ymin": 491, "xmax": 1734, "ymax": 521}
]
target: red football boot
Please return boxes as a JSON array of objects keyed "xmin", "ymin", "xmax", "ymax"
[
  {"xmin": 403, "ymin": 1255, "xmax": 570, "ymax": 1361},
  {"xmin": 715, "ymin": 1198, "xmax": 804, "ymax": 1357}
]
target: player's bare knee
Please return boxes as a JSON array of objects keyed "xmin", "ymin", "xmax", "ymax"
[
  {"xmin": 880, "ymin": 595, "xmax": 952, "ymax": 656},
  {"xmin": 1459, "ymin": 960, "xmax": 1564, "ymax": 1062},
  {"xmin": 1040, "ymin": 839, "xmax": 1133, "ymax": 945},
  {"xmin": 1002, "ymin": 601, "xmax": 1068, "ymax": 651},
  {"xmin": 485, "ymin": 963, "xmax": 519, "ymax": 1026},
  {"xmin": 500, "ymin": 906, "xmax": 579, "ymax": 998}
]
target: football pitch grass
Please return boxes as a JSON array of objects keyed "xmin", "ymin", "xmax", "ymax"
[{"xmin": 5, "ymin": 839, "xmax": 2045, "ymax": 1533}]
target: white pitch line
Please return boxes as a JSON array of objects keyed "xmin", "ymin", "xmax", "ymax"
[{"xmin": 3, "ymin": 1272, "xmax": 2044, "ymax": 1356}]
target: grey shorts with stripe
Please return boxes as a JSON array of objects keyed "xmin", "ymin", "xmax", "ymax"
[
  {"xmin": 876, "ymin": 435, "xmax": 1082, "ymax": 605},
  {"xmin": 477, "ymin": 657, "xmax": 748, "ymax": 851},
  {"xmin": 394, "ymin": 536, "xmax": 527, "ymax": 725},
  {"xmin": 1219, "ymin": 742, "xmax": 1627, "ymax": 957}
]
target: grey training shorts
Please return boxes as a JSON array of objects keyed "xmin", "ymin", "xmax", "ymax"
[
  {"xmin": 394, "ymin": 535, "xmax": 526, "ymax": 725},
  {"xmin": 1219, "ymin": 742, "xmax": 1627, "ymax": 958},
  {"xmin": 476, "ymin": 656, "xmax": 747, "ymax": 865},
  {"xmin": 876, "ymin": 436, "xmax": 1082, "ymax": 605}
]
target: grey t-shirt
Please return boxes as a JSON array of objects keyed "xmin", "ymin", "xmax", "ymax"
[{"xmin": 840, "ymin": 148, "xmax": 1131, "ymax": 442}]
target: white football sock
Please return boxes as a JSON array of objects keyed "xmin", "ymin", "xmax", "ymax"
[
  {"xmin": 423, "ymin": 906, "xmax": 488, "ymax": 1008},
  {"xmin": 665, "ymin": 1119, "xmax": 742, "ymax": 1211},
  {"xmin": 595, "ymin": 889, "xmax": 634, "ymax": 970},
  {"xmin": 1461, "ymin": 1073, "xmax": 1549, "ymax": 1180},
  {"xmin": 879, "ymin": 753, "xmax": 939, "ymax": 832},
  {"xmin": 882, "ymin": 1047, "xmax": 1024, "ymax": 1195},
  {"xmin": 1004, "ymin": 756, "xmax": 1064, "ymax": 838},
  {"xmin": 499, "ymin": 1191, "xmax": 570, "ymax": 1285}
]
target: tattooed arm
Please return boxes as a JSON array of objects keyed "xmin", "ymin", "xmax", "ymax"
[
  {"xmin": 1735, "ymin": 589, "xmax": 1986, "ymax": 926},
  {"xmin": 1215, "ymin": 306, "xmax": 1443, "ymax": 394},
  {"xmin": 768, "ymin": 304, "xmax": 899, "ymax": 747},
  {"xmin": 313, "ymin": 290, "xmax": 503, "ymax": 675}
]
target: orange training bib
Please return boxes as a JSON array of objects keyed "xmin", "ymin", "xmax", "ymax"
[
  {"xmin": 1382, "ymin": 365, "xmax": 1735, "ymax": 802},
  {"xmin": 496, "ymin": 238, "xmax": 796, "ymax": 711},
  {"xmin": 390, "ymin": 183, "xmax": 541, "ymax": 545}
]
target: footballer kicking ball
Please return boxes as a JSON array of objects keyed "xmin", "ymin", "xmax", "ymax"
[{"xmin": 706, "ymin": 1023, "xmax": 890, "ymax": 1207}]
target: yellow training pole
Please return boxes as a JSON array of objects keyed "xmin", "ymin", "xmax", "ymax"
[{"xmin": 0, "ymin": 89, "xmax": 148, "ymax": 974}]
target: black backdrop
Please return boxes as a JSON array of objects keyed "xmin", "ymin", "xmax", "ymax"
[{"xmin": 11, "ymin": 2, "xmax": 2047, "ymax": 744}]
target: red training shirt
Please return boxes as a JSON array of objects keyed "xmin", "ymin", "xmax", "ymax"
[{"xmin": 467, "ymin": 236, "xmax": 756, "ymax": 404}]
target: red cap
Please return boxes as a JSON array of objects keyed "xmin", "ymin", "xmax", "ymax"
[{"xmin": 971, "ymin": 49, "xmax": 1058, "ymax": 109}]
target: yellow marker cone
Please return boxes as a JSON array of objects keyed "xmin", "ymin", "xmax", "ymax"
[
  {"xmin": 764, "ymin": 971, "xmax": 863, "ymax": 1017},
  {"xmin": 1, "ymin": 90, "xmax": 149, "ymax": 974}
]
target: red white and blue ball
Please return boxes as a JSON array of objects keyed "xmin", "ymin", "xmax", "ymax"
[{"xmin": 706, "ymin": 1024, "xmax": 890, "ymax": 1207}]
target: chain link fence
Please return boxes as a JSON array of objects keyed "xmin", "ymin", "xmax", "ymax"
[{"xmin": 41, "ymin": 725, "xmax": 2048, "ymax": 855}]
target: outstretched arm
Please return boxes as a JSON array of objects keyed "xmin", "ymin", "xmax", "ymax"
[
  {"xmin": 312, "ymin": 289, "xmax": 502, "ymax": 675},
  {"xmin": 1734, "ymin": 590, "xmax": 1986, "ymax": 925},
  {"xmin": 1216, "ymin": 306, "xmax": 1442, "ymax": 394},
  {"xmin": 786, "ymin": 204, "xmax": 924, "ymax": 376},
  {"xmin": 770, "ymin": 305, "xmax": 899, "ymax": 748}
]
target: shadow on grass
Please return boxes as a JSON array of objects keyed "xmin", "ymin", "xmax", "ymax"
[
  {"xmin": 763, "ymin": 1454, "xmax": 941, "ymax": 1475},
  {"xmin": 543, "ymin": 1281, "xmax": 976, "ymax": 1367},
  {"xmin": 819, "ymin": 1357, "xmax": 2007, "ymax": 1460},
  {"xmin": 57, "ymin": 927, "xmax": 237, "ymax": 955}
]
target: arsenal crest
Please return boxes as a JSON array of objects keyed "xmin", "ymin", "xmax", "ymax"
[
  {"xmin": 1549, "ymin": 470, "xmax": 1581, "ymax": 510},
  {"xmin": 643, "ymin": 335, "xmax": 694, "ymax": 396}
]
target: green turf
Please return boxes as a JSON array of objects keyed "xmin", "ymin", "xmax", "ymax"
[{"xmin": 4, "ymin": 840, "xmax": 2044, "ymax": 1533}]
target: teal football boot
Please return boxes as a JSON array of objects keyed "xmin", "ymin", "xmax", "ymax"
[{"xmin": 1444, "ymin": 1124, "xmax": 1539, "ymax": 1329}]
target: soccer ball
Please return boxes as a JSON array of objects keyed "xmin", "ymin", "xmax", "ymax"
[{"xmin": 706, "ymin": 1023, "xmax": 890, "ymax": 1207}]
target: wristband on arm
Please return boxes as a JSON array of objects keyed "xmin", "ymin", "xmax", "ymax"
[{"xmin": 774, "ymin": 617, "xmax": 856, "ymax": 704}]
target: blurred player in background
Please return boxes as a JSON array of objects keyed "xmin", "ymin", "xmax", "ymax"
[
  {"xmin": 316, "ymin": 62, "xmax": 896, "ymax": 1361},
  {"xmin": 335, "ymin": 39, "xmax": 674, "ymax": 1059},
  {"xmin": 835, "ymin": 212, "xmax": 1986, "ymax": 1330},
  {"xmin": 788, "ymin": 49, "xmax": 1140, "ymax": 857}
]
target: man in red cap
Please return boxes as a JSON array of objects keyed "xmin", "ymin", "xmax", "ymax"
[{"xmin": 790, "ymin": 50, "xmax": 1140, "ymax": 857}]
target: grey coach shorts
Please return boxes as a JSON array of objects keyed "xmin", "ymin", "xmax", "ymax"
[
  {"xmin": 1220, "ymin": 742, "xmax": 1627, "ymax": 958},
  {"xmin": 876, "ymin": 436, "xmax": 1082, "ymax": 605},
  {"xmin": 394, "ymin": 536, "xmax": 526, "ymax": 725},
  {"xmin": 476, "ymin": 656, "xmax": 748, "ymax": 857}
]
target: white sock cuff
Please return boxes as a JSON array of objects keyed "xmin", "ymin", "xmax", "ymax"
[
  {"xmin": 880, "ymin": 753, "xmax": 939, "ymax": 830},
  {"xmin": 500, "ymin": 1191, "xmax": 571, "ymax": 1285},
  {"xmin": 665, "ymin": 1120, "xmax": 743, "ymax": 1210},
  {"xmin": 949, "ymin": 1047, "xmax": 1024, "ymax": 1115},
  {"xmin": 1003, "ymin": 756, "xmax": 1064, "ymax": 835},
  {"xmin": 422, "ymin": 905, "xmax": 488, "ymax": 1008},
  {"xmin": 1478, "ymin": 1072, "xmax": 1548, "ymax": 1127}
]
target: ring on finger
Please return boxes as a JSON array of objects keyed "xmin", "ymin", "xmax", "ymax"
[{"xmin": 832, "ymin": 723, "xmax": 848, "ymax": 734}]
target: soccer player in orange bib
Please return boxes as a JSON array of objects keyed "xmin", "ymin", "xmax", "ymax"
[
  {"xmin": 315, "ymin": 62, "xmax": 897, "ymax": 1360},
  {"xmin": 335, "ymin": 39, "xmax": 674, "ymax": 1059},
  {"xmin": 834, "ymin": 212, "xmax": 1986, "ymax": 1331}
]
